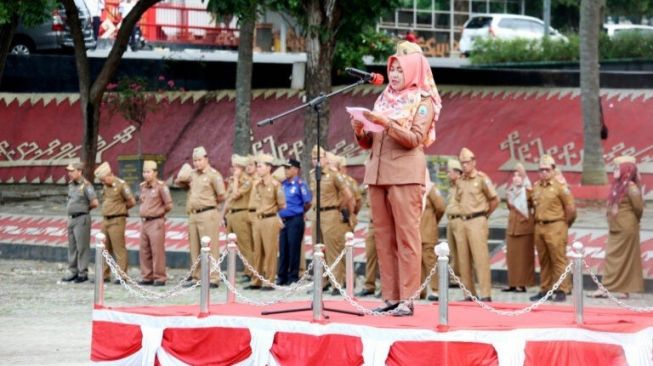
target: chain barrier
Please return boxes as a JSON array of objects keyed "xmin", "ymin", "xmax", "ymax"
[
  {"xmin": 583, "ymin": 259, "xmax": 653, "ymax": 313},
  {"xmin": 320, "ymin": 254, "xmax": 439, "ymax": 316},
  {"xmin": 102, "ymin": 250, "xmax": 203, "ymax": 300},
  {"xmin": 448, "ymin": 262, "xmax": 573, "ymax": 316},
  {"xmin": 209, "ymin": 255, "xmax": 291, "ymax": 306}
]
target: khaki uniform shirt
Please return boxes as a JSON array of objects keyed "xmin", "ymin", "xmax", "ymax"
[
  {"xmin": 139, "ymin": 180, "xmax": 172, "ymax": 218},
  {"xmin": 310, "ymin": 170, "xmax": 347, "ymax": 209},
  {"xmin": 67, "ymin": 178, "xmax": 96, "ymax": 215},
  {"xmin": 456, "ymin": 170, "xmax": 498, "ymax": 215},
  {"xmin": 445, "ymin": 183, "xmax": 461, "ymax": 217},
  {"xmin": 101, "ymin": 178, "xmax": 133, "ymax": 216},
  {"xmin": 344, "ymin": 174, "xmax": 362, "ymax": 211},
  {"xmin": 227, "ymin": 174, "xmax": 253, "ymax": 210},
  {"xmin": 420, "ymin": 186, "xmax": 446, "ymax": 243},
  {"xmin": 186, "ymin": 167, "xmax": 225, "ymax": 212},
  {"xmin": 531, "ymin": 178, "xmax": 575, "ymax": 223},
  {"xmin": 253, "ymin": 178, "xmax": 285, "ymax": 215}
]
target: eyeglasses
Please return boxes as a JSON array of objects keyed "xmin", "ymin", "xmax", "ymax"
[{"xmin": 539, "ymin": 168, "xmax": 551, "ymax": 172}]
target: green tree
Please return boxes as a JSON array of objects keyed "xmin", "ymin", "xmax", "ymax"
[
  {"xmin": 61, "ymin": 0, "xmax": 161, "ymax": 179},
  {"xmin": 277, "ymin": 0, "xmax": 398, "ymax": 174},
  {"xmin": 0, "ymin": 0, "xmax": 55, "ymax": 82},
  {"xmin": 333, "ymin": 26, "xmax": 396, "ymax": 71},
  {"xmin": 579, "ymin": 0, "xmax": 607, "ymax": 185},
  {"xmin": 205, "ymin": 0, "xmax": 265, "ymax": 156}
]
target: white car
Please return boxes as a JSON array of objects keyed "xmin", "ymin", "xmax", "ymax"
[
  {"xmin": 603, "ymin": 24, "xmax": 653, "ymax": 38},
  {"xmin": 459, "ymin": 14, "xmax": 567, "ymax": 56}
]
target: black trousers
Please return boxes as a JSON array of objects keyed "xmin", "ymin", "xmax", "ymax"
[{"xmin": 277, "ymin": 214, "xmax": 305, "ymax": 285}]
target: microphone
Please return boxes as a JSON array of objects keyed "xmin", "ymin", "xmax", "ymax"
[{"xmin": 345, "ymin": 67, "xmax": 384, "ymax": 85}]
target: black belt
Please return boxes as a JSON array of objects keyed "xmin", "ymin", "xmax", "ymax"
[
  {"xmin": 536, "ymin": 219, "xmax": 564, "ymax": 225},
  {"xmin": 104, "ymin": 214, "xmax": 128, "ymax": 220},
  {"xmin": 141, "ymin": 215, "xmax": 164, "ymax": 221},
  {"xmin": 317, "ymin": 206, "xmax": 338, "ymax": 212},
  {"xmin": 459, "ymin": 212, "xmax": 487, "ymax": 221},
  {"xmin": 70, "ymin": 212, "xmax": 88, "ymax": 219},
  {"xmin": 190, "ymin": 206, "xmax": 216, "ymax": 214},
  {"xmin": 229, "ymin": 208, "xmax": 248, "ymax": 214},
  {"xmin": 248, "ymin": 209, "xmax": 256, "ymax": 212},
  {"xmin": 448, "ymin": 214, "xmax": 461, "ymax": 220},
  {"xmin": 258, "ymin": 212, "xmax": 277, "ymax": 219}
]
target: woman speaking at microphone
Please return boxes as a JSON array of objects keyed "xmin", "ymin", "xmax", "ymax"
[{"xmin": 350, "ymin": 41, "xmax": 442, "ymax": 316}]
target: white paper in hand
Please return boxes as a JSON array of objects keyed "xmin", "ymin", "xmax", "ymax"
[{"xmin": 346, "ymin": 107, "xmax": 385, "ymax": 133}]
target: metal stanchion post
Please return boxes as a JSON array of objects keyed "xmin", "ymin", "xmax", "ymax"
[
  {"xmin": 199, "ymin": 236, "xmax": 211, "ymax": 314},
  {"xmin": 435, "ymin": 241, "xmax": 450, "ymax": 326},
  {"xmin": 572, "ymin": 241, "xmax": 584, "ymax": 325},
  {"xmin": 94, "ymin": 233, "xmax": 106, "ymax": 307},
  {"xmin": 227, "ymin": 233, "xmax": 237, "ymax": 304},
  {"xmin": 345, "ymin": 232, "xmax": 354, "ymax": 298},
  {"xmin": 312, "ymin": 245, "xmax": 325, "ymax": 321}
]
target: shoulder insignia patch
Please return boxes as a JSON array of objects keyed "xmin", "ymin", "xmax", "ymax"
[{"xmin": 418, "ymin": 105, "xmax": 428, "ymax": 116}]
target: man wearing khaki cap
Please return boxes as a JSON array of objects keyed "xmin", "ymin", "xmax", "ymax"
[
  {"xmin": 529, "ymin": 154, "xmax": 576, "ymax": 302},
  {"xmin": 455, "ymin": 148, "xmax": 499, "ymax": 301},
  {"xmin": 138, "ymin": 160, "xmax": 173, "ymax": 286},
  {"xmin": 175, "ymin": 146, "xmax": 226, "ymax": 287},
  {"xmin": 246, "ymin": 153, "xmax": 286, "ymax": 290},
  {"xmin": 224, "ymin": 154, "xmax": 255, "ymax": 283},
  {"xmin": 62, "ymin": 161, "xmax": 98, "ymax": 283},
  {"xmin": 95, "ymin": 161, "xmax": 136, "ymax": 284}
]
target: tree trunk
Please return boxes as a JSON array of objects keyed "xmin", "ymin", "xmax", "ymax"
[
  {"xmin": 301, "ymin": 0, "xmax": 336, "ymax": 180},
  {"xmin": 0, "ymin": 15, "xmax": 19, "ymax": 84},
  {"xmin": 81, "ymin": 101, "xmax": 101, "ymax": 179},
  {"xmin": 579, "ymin": 0, "xmax": 607, "ymax": 185},
  {"xmin": 233, "ymin": 11, "xmax": 255, "ymax": 155}
]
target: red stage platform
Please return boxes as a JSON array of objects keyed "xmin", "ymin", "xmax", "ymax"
[{"xmin": 91, "ymin": 300, "xmax": 653, "ymax": 365}]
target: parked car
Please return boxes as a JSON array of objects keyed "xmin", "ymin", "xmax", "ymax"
[
  {"xmin": 459, "ymin": 14, "xmax": 567, "ymax": 56},
  {"xmin": 10, "ymin": 0, "xmax": 96, "ymax": 55},
  {"xmin": 604, "ymin": 24, "xmax": 653, "ymax": 38}
]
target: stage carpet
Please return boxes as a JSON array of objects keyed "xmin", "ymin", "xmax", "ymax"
[{"xmin": 91, "ymin": 300, "xmax": 653, "ymax": 366}]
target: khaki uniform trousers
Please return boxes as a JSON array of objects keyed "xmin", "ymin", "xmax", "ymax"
[
  {"xmin": 363, "ymin": 225, "xmax": 379, "ymax": 292},
  {"xmin": 102, "ymin": 217, "xmax": 127, "ymax": 280},
  {"xmin": 369, "ymin": 184, "xmax": 423, "ymax": 301},
  {"xmin": 139, "ymin": 218, "xmax": 167, "ymax": 282},
  {"xmin": 67, "ymin": 214, "xmax": 91, "ymax": 276},
  {"xmin": 313, "ymin": 209, "xmax": 349, "ymax": 287},
  {"xmin": 446, "ymin": 218, "xmax": 463, "ymax": 276},
  {"xmin": 227, "ymin": 210, "xmax": 254, "ymax": 277},
  {"xmin": 455, "ymin": 216, "xmax": 492, "ymax": 298},
  {"xmin": 534, "ymin": 221, "xmax": 571, "ymax": 293},
  {"xmin": 421, "ymin": 240, "xmax": 438, "ymax": 297},
  {"xmin": 188, "ymin": 209, "xmax": 220, "ymax": 284},
  {"xmin": 251, "ymin": 216, "xmax": 281, "ymax": 286}
]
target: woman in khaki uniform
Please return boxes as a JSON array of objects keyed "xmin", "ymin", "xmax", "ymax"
[
  {"xmin": 503, "ymin": 164, "xmax": 535, "ymax": 292},
  {"xmin": 591, "ymin": 156, "xmax": 644, "ymax": 299}
]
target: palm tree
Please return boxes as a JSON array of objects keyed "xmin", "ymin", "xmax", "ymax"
[{"xmin": 579, "ymin": 0, "xmax": 607, "ymax": 185}]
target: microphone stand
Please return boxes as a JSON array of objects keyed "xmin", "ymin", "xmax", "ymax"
[{"xmin": 258, "ymin": 78, "xmax": 368, "ymax": 318}]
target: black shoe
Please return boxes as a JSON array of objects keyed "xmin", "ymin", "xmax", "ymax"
[
  {"xmin": 501, "ymin": 287, "xmax": 517, "ymax": 292},
  {"xmin": 427, "ymin": 294, "xmax": 439, "ymax": 301},
  {"xmin": 74, "ymin": 275, "xmax": 88, "ymax": 283},
  {"xmin": 462, "ymin": 296, "xmax": 474, "ymax": 302},
  {"xmin": 449, "ymin": 282, "xmax": 460, "ymax": 288},
  {"xmin": 329, "ymin": 288, "xmax": 340, "ymax": 296},
  {"xmin": 245, "ymin": 285, "xmax": 262, "ymax": 290},
  {"xmin": 392, "ymin": 302, "xmax": 414, "ymax": 317},
  {"xmin": 138, "ymin": 280, "xmax": 154, "ymax": 286},
  {"xmin": 261, "ymin": 286, "xmax": 274, "ymax": 291},
  {"xmin": 372, "ymin": 300, "xmax": 400, "ymax": 312},
  {"xmin": 210, "ymin": 282, "xmax": 219, "ymax": 289},
  {"xmin": 113, "ymin": 279, "xmax": 121, "ymax": 285},
  {"xmin": 355, "ymin": 289, "xmax": 375, "ymax": 297},
  {"xmin": 552, "ymin": 291, "xmax": 566, "ymax": 302},
  {"xmin": 529, "ymin": 292, "xmax": 547, "ymax": 301},
  {"xmin": 153, "ymin": 280, "xmax": 166, "ymax": 287},
  {"xmin": 61, "ymin": 273, "xmax": 78, "ymax": 282},
  {"xmin": 182, "ymin": 280, "xmax": 197, "ymax": 288},
  {"xmin": 479, "ymin": 297, "xmax": 492, "ymax": 302}
]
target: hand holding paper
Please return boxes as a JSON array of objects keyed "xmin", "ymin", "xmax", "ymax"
[{"xmin": 346, "ymin": 107, "xmax": 386, "ymax": 133}]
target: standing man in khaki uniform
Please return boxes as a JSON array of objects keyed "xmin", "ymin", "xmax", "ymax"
[
  {"xmin": 356, "ymin": 191, "xmax": 379, "ymax": 297},
  {"xmin": 138, "ymin": 160, "xmax": 173, "ymax": 286},
  {"xmin": 246, "ymin": 154, "xmax": 285, "ymax": 290},
  {"xmin": 175, "ymin": 146, "xmax": 226, "ymax": 288},
  {"xmin": 310, "ymin": 146, "xmax": 353, "ymax": 294},
  {"xmin": 529, "ymin": 154, "xmax": 576, "ymax": 302},
  {"xmin": 225, "ymin": 154, "xmax": 255, "ymax": 282},
  {"xmin": 420, "ymin": 178, "xmax": 445, "ymax": 301},
  {"xmin": 94, "ymin": 162, "xmax": 136, "ymax": 284},
  {"xmin": 62, "ymin": 161, "xmax": 98, "ymax": 283},
  {"xmin": 455, "ymin": 148, "xmax": 499, "ymax": 301},
  {"xmin": 445, "ymin": 159, "xmax": 463, "ymax": 279}
]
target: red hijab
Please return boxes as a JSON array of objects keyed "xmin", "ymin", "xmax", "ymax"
[{"xmin": 608, "ymin": 162, "xmax": 640, "ymax": 216}]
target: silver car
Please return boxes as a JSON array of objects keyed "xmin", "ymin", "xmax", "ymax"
[{"xmin": 11, "ymin": 0, "xmax": 96, "ymax": 55}]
